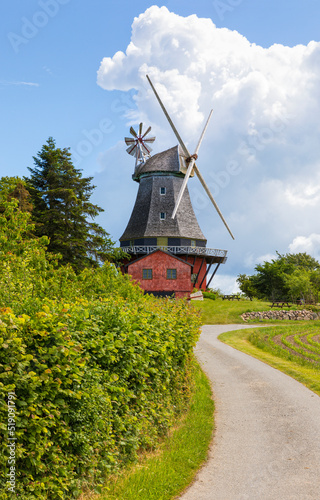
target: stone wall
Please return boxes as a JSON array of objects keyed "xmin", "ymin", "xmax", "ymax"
[{"xmin": 241, "ymin": 310, "xmax": 320, "ymax": 322}]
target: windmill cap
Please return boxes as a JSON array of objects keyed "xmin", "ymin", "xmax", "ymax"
[{"xmin": 133, "ymin": 145, "xmax": 193, "ymax": 182}]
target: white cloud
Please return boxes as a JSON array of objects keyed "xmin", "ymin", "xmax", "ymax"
[
  {"xmin": 209, "ymin": 274, "xmax": 240, "ymax": 294},
  {"xmin": 0, "ymin": 80, "xmax": 39, "ymax": 87},
  {"xmin": 289, "ymin": 234, "xmax": 320, "ymax": 260},
  {"xmin": 284, "ymin": 181, "xmax": 320, "ymax": 207},
  {"xmin": 96, "ymin": 6, "xmax": 320, "ymax": 278},
  {"xmin": 244, "ymin": 252, "xmax": 277, "ymax": 268},
  {"xmin": 256, "ymin": 253, "xmax": 278, "ymax": 265}
]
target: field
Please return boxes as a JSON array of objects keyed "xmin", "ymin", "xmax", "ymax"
[{"xmin": 249, "ymin": 323, "xmax": 320, "ymax": 368}]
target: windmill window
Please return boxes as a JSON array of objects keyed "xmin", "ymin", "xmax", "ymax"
[
  {"xmin": 160, "ymin": 212, "xmax": 166, "ymax": 220},
  {"xmin": 167, "ymin": 269, "xmax": 177, "ymax": 280},
  {"xmin": 142, "ymin": 269, "xmax": 153, "ymax": 280},
  {"xmin": 160, "ymin": 187, "xmax": 166, "ymax": 195},
  {"xmin": 191, "ymin": 239, "xmax": 196, "ymax": 247}
]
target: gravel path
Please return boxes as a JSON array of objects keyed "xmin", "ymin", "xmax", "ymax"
[{"xmin": 179, "ymin": 325, "xmax": 320, "ymax": 500}]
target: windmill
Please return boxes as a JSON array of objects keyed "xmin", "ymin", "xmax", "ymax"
[
  {"xmin": 125, "ymin": 122, "xmax": 156, "ymax": 168},
  {"xmin": 146, "ymin": 75, "xmax": 234, "ymax": 240},
  {"xmin": 119, "ymin": 76, "xmax": 232, "ymax": 298}
]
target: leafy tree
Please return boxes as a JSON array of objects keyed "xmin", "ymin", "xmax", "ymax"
[
  {"xmin": 0, "ymin": 197, "xmax": 51, "ymax": 310},
  {"xmin": 283, "ymin": 268, "xmax": 316, "ymax": 303},
  {"xmin": 0, "ymin": 198, "xmax": 40, "ymax": 256},
  {"xmin": 0, "ymin": 196, "xmax": 132, "ymax": 314},
  {"xmin": 9, "ymin": 181, "xmax": 33, "ymax": 212},
  {"xmin": 25, "ymin": 137, "xmax": 115, "ymax": 271},
  {"xmin": 283, "ymin": 252, "xmax": 320, "ymax": 271},
  {"xmin": 0, "ymin": 176, "xmax": 22, "ymax": 198},
  {"xmin": 237, "ymin": 252, "xmax": 320, "ymax": 302},
  {"xmin": 254, "ymin": 259, "xmax": 290, "ymax": 300},
  {"xmin": 0, "ymin": 176, "xmax": 33, "ymax": 213},
  {"xmin": 236, "ymin": 274, "xmax": 257, "ymax": 300}
]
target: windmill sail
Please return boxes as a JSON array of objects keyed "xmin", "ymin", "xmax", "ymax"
[{"xmin": 146, "ymin": 74, "xmax": 235, "ymax": 240}]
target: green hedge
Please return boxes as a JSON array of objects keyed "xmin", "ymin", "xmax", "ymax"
[
  {"xmin": 0, "ymin": 296, "xmax": 201, "ymax": 499},
  {"xmin": 0, "ymin": 200, "xmax": 201, "ymax": 498},
  {"xmin": 202, "ymin": 291, "xmax": 216, "ymax": 300}
]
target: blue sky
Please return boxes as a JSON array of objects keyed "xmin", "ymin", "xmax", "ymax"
[{"xmin": 2, "ymin": 1, "xmax": 320, "ymax": 291}]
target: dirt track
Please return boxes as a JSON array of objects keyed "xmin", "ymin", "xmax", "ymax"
[{"xmin": 179, "ymin": 325, "xmax": 320, "ymax": 500}]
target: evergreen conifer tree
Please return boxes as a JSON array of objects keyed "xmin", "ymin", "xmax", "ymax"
[{"xmin": 26, "ymin": 137, "xmax": 114, "ymax": 271}]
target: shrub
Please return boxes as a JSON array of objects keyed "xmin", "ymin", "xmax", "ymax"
[
  {"xmin": 0, "ymin": 197, "xmax": 201, "ymax": 498},
  {"xmin": 0, "ymin": 296, "xmax": 201, "ymax": 499}
]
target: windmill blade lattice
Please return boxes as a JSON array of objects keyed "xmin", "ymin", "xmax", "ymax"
[{"xmin": 125, "ymin": 123, "xmax": 155, "ymax": 166}]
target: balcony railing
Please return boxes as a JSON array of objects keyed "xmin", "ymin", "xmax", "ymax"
[{"xmin": 123, "ymin": 245, "xmax": 227, "ymax": 259}]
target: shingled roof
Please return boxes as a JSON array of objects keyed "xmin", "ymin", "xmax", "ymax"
[
  {"xmin": 133, "ymin": 144, "xmax": 192, "ymax": 180},
  {"xmin": 120, "ymin": 145, "xmax": 206, "ymax": 242}
]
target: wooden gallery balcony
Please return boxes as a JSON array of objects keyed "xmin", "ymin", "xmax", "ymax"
[{"xmin": 123, "ymin": 245, "xmax": 228, "ymax": 264}]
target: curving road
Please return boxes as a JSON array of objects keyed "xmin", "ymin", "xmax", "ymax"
[{"xmin": 179, "ymin": 325, "xmax": 320, "ymax": 500}]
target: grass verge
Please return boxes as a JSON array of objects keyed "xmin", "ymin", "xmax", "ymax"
[
  {"xmin": 219, "ymin": 326, "xmax": 320, "ymax": 396},
  {"xmin": 193, "ymin": 298, "xmax": 272, "ymax": 324},
  {"xmin": 82, "ymin": 360, "xmax": 214, "ymax": 500}
]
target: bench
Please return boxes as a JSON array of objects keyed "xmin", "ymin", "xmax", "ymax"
[
  {"xmin": 270, "ymin": 301, "xmax": 291, "ymax": 308},
  {"xmin": 222, "ymin": 294, "xmax": 240, "ymax": 301}
]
